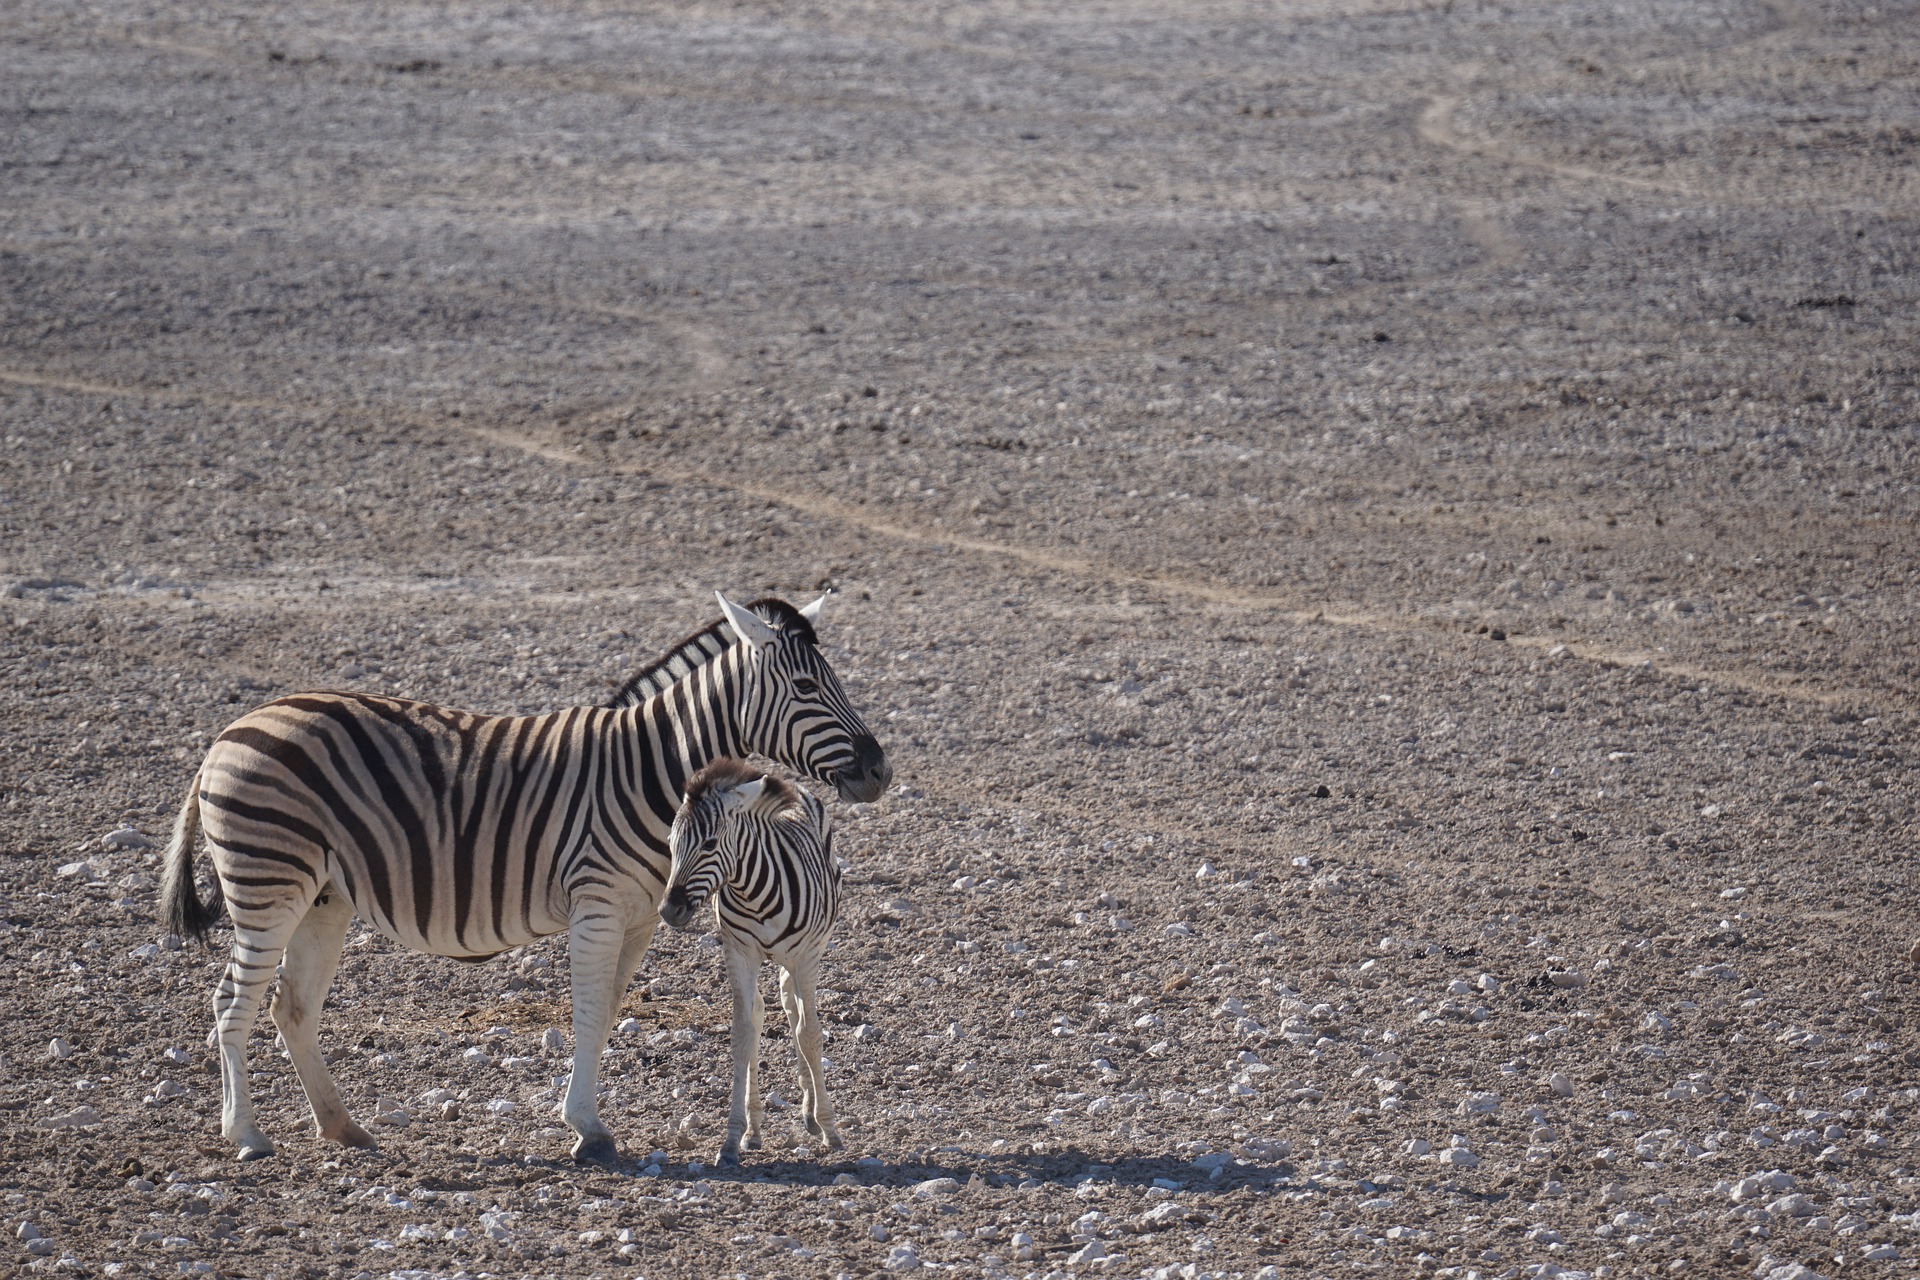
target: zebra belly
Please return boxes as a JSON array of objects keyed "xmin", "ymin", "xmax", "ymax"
[{"xmin": 326, "ymin": 846, "xmax": 571, "ymax": 958}]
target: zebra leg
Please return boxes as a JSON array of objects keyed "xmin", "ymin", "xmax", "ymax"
[
  {"xmin": 270, "ymin": 888, "xmax": 373, "ymax": 1148},
  {"xmin": 212, "ymin": 915, "xmax": 303, "ymax": 1160},
  {"xmin": 776, "ymin": 969, "xmax": 811, "ymax": 1137},
  {"xmin": 562, "ymin": 900, "xmax": 627, "ymax": 1165},
  {"xmin": 718, "ymin": 947, "xmax": 759, "ymax": 1167},
  {"xmin": 784, "ymin": 959, "xmax": 842, "ymax": 1150},
  {"xmin": 744, "ymin": 970, "xmax": 766, "ymax": 1151}
]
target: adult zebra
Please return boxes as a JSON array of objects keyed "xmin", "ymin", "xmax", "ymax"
[{"xmin": 161, "ymin": 593, "xmax": 889, "ymax": 1164}]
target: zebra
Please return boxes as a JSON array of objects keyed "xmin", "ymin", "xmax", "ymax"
[
  {"xmin": 660, "ymin": 758, "xmax": 842, "ymax": 1165},
  {"xmin": 159, "ymin": 592, "xmax": 889, "ymax": 1164}
]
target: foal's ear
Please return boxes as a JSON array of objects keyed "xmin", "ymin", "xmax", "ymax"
[
  {"xmin": 716, "ymin": 592, "xmax": 779, "ymax": 648},
  {"xmin": 798, "ymin": 591, "xmax": 831, "ymax": 624},
  {"xmin": 732, "ymin": 778, "xmax": 767, "ymax": 807}
]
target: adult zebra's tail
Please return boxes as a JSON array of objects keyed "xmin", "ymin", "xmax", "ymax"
[{"xmin": 160, "ymin": 769, "xmax": 224, "ymax": 942}]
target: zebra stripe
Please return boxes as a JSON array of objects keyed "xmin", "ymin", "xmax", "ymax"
[
  {"xmin": 160, "ymin": 593, "xmax": 888, "ymax": 1165},
  {"xmin": 660, "ymin": 758, "xmax": 843, "ymax": 1165}
]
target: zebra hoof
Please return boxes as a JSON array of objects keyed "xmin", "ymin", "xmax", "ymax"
[
  {"xmin": 744, "ymin": 1135, "xmax": 763, "ymax": 1151},
  {"xmin": 803, "ymin": 1116, "xmax": 824, "ymax": 1137},
  {"xmin": 331, "ymin": 1121, "xmax": 378, "ymax": 1150},
  {"xmin": 237, "ymin": 1143, "xmax": 276, "ymax": 1162},
  {"xmin": 717, "ymin": 1149, "xmax": 741, "ymax": 1168},
  {"xmin": 572, "ymin": 1134, "xmax": 620, "ymax": 1166}
]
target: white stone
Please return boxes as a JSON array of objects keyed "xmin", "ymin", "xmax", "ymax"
[
  {"xmin": 462, "ymin": 1047, "xmax": 493, "ymax": 1067},
  {"xmin": 1437, "ymin": 1147, "xmax": 1480, "ymax": 1167},
  {"xmin": 540, "ymin": 1028, "xmax": 565, "ymax": 1055},
  {"xmin": 616, "ymin": 1017, "xmax": 642, "ymax": 1034},
  {"xmin": 1459, "ymin": 1091, "xmax": 1501, "ymax": 1116},
  {"xmin": 911, "ymin": 1178, "xmax": 960, "ymax": 1198},
  {"xmin": 1405, "ymin": 1138, "xmax": 1432, "ymax": 1156},
  {"xmin": 485, "ymin": 1099, "xmax": 516, "ymax": 1115},
  {"xmin": 103, "ymin": 828, "xmax": 154, "ymax": 851},
  {"xmin": 46, "ymin": 1038, "xmax": 73, "ymax": 1060},
  {"xmin": 1547, "ymin": 969, "xmax": 1585, "ymax": 988},
  {"xmin": 1549, "ymin": 1072, "xmax": 1575, "ymax": 1097},
  {"xmin": 1068, "ymin": 1240, "xmax": 1107, "ymax": 1263},
  {"xmin": 1165, "ymin": 922, "xmax": 1194, "ymax": 938},
  {"xmin": 56, "ymin": 861, "xmax": 96, "ymax": 879},
  {"xmin": 35, "ymin": 1106, "xmax": 101, "ymax": 1129}
]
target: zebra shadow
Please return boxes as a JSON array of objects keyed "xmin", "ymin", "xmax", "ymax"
[{"xmin": 632, "ymin": 1147, "xmax": 1299, "ymax": 1194}]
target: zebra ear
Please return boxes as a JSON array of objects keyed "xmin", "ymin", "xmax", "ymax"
[
  {"xmin": 715, "ymin": 592, "xmax": 778, "ymax": 649},
  {"xmin": 798, "ymin": 592, "xmax": 830, "ymax": 624},
  {"xmin": 732, "ymin": 777, "xmax": 767, "ymax": 807}
]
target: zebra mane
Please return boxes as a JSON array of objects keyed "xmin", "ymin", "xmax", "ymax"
[
  {"xmin": 606, "ymin": 597, "xmax": 818, "ymax": 709},
  {"xmin": 680, "ymin": 757, "xmax": 803, "ymax": 809}
]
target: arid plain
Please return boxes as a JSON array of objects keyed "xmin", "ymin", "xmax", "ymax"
[{"xmin": 2, "ymin": 1, "xmax": 1918, "ymax": 1278}]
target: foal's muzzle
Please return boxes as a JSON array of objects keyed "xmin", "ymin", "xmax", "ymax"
[{"xmin": 660, "ymin": 887, "xmax": 696, "ymax": 931}]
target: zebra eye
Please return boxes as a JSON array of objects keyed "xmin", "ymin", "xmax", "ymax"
[{"xmin": 792, "ymin": 676, "xmax": 820, "ymax": 697}]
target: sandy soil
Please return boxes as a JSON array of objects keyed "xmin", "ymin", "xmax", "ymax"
[{"xmin": 3, "ymin": 1, "xmax": 1919, "ymax": 1278}]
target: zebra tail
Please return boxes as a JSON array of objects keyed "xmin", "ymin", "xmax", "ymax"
[{"xmin": 160, "ymin": 769, "xmax": 224, "ymax": 942}]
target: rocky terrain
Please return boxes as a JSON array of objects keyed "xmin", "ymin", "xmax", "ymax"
[{"xmin": 2, "ymin": 0, "xmax": 1918, "ymax": 1278}]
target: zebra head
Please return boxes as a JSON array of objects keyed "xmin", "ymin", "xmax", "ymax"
[
  {"xmin": 661, "ymin": 759, "xmax": 766, "ymax": 930},
  {"xmin": 715, "ymin": 592, "xmax": 892, "ymax": 804}
]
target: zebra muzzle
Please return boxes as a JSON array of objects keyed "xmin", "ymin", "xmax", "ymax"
[{"xmin": 835, "ymin": 734, "xmax": 893, "ymax": 803}]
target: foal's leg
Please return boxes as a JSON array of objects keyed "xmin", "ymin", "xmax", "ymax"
[
  {"xmin": 744, "ymin": 967, "xmax": 767, "ymax": 1151},
  {"xmin": 783, "ymin": 956, "xmax": 842, "ymax": 1150},
  {"xmin": 270, "ymin": 886, "xmax": 373, "ymax": 1147},
  {"xmin": 718, "ymin": 946, "xmax": 760, "ymax": 1167}
]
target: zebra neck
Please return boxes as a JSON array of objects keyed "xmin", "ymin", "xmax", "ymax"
[{"xmin": 628, "ymin": 660, "xmax": 748, "ymax": 807}]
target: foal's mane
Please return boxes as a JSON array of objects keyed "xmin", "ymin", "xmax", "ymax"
[{"xmin": 606, "ymin": 597, "xmax": 817, "ymax": 709}]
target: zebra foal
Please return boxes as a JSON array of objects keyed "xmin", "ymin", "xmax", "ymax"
[
  {"xmin": 160, "ymin": 592, "xmax": 889, "ymax": 1163},
  {"xmin": 660, "ymin": 759, "xmax": 843, "ymax": 1165}
]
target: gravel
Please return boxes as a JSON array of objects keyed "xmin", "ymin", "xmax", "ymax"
[{"xmin": 2, "ymin": 0, "xmax": 1918, "ymax": 1276}]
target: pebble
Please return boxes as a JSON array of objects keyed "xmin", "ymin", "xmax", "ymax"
[
  {"xmin": 911, "ymin": 1178, "xmax": 960, "ymax": 1198},
  {"xmin": 1165, "ymin": 922, "xmax": 1194, "ymax": 937},
  {"xmin": 36, "ymin": 1105, "xmax": 101, "ymax": 1129},
  {"xmin": 462, "ymin": 1047, "xmax": 493, "ymax": 1067},
  {"xmin": 56, "ymin": 861, "xmax": 97, "ymax": 879},
  {"xmin": 103, "ymin": 828, "xmax": 155, "ymax": 851},
  {"xmin": 46, "ymin": 1037, "xmax": 73, "ymax": 1060},
  {"xmin": 17, "ymin": 1223, "xmax": 43, "ymax": 1242},
  {"xmin": 1547, "ymin": 969, "xmax": 1585, "ymax": 989},
  {"xmin": 1549, "ymin": 1072, "xmax": 1575, "ymax": 1098},
  {"xmin": 540, "ymin": 1028, "xmax": 566, "ymax": 1055}
]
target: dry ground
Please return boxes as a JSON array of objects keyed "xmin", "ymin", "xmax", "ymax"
[{"xmin": 3, "ymin": 1, "xmax": 1919, "ymax": 1278}]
